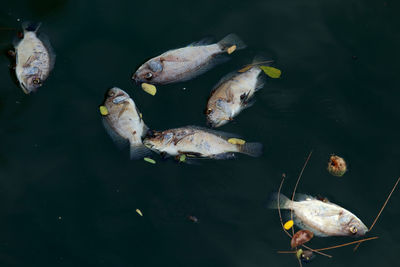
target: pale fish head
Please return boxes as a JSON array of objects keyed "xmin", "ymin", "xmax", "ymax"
[
  {"xmin": 104, "ymin": 87, "xmax": 131, "ymax": 106},
  {"xmin": 20, "ymin": 67, "xmax": 43, "ymax": 94},
  {"xmin": 339, "ymin": 211, "xmax": 368, "ymax": 237},
  {"xmin": 142, "ymin": 130, "xmax": 169, "ymax": 151},
  {"xmin": 132, "ymin": 59, "xmax": 163, "ymax": 84},
  {"xmin": 206, "ymin": 99, "xmax": 232, "ymax": 128}
]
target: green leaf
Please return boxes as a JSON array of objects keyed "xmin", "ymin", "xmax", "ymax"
[
  {"xmin": 179, "ymin": 154, "xmax": 186, "ymax": 162},
  {"xmin": 143, "ymin": 157, "xmax": 156, "ymax": 164},
  {"xmin": 260, "ymin": 66, "xmax": 282, "ymax": 78}
]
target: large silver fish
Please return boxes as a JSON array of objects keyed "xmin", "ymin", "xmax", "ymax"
[
  {"xmin": 13, "ymin": 22, "xmax": 55, "ymax": 94},
  {"xmin": 101, "ymin": 87, "xmax": 150, "ymax": 159},
  {"xmin": 206, "ymin": 60, "xmax": 265, "ymax": 127},
  {"xmin": 270, "ymin": 193, "xmax": 368, "ymax": 237},
  {"xmin": 143, "ymin": 126, "xmax": 262, "ymax": 159},
  {"xmin": 132, "ymin": 34, "xmax": 246, "ymax": 85}
]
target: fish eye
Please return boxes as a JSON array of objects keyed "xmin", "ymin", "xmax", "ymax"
[
  {"xmin": 349, "ymin": 226, "xmax": 358, "ymax": 234},
  {"xmin": 145, "ymin": 73, "xmax": 153, "ymax": 80},
  {"xmin": 206, "ymin": 108, "xmax": 212, "ymax": 115},
  {"xmin": 33, "ymin": 78, "xmax": 41, "ymax": 85}
]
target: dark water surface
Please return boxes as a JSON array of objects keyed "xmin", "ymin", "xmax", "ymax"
[{"xmin": 1, "ymin": 0, "xmax": 400, "ymax": 266}]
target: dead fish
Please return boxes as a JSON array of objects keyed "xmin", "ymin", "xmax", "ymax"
[
  {"xmin": 143, "ymin": 126, "xmax": 262, "ymax": 159},
  {"xmin": 206, "ymin": 57, "xmax": 266, "ymax": 127},
  {"xmin": 132, "ymin": 34, "xmax": 246, "ymax": 85},
  {"xmin": 12, "ymin": 22, "xmax": 55, "ymax": 94},
  {"xmin": 269, "ymin": 193, "xmax": 368, "ymax": 237},
  {"xmin": 291, "ymin": 230, "xmax": 314, "ymax": 248},
  {"xmin": 101, "ymin": 87, "xmax": 150, "ymax": 159}
]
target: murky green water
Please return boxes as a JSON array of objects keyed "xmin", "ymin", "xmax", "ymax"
[{"xmin": 1, "ymin": 0, "xmax": 399, "ymax": 266}]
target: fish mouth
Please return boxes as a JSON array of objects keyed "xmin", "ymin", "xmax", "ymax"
[
  {"xmin": 112, "ymin": 92, "xmax": 129, "ymax": 104},
  {"xmin": 20, "ymin": 82, "xmax": 30, "ymax": 94}
]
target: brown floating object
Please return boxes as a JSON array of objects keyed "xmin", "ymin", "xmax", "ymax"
[
  {"xmin": 291, "ymin": 230, "xmax": 314, "ymax": 248},
  {"xmin": 327, "ymin": 155, "xmax": 347, "ymax": 177},
  {"xmin": 300, "ymin": 250, "xmax": 314, "ymax": 263}
]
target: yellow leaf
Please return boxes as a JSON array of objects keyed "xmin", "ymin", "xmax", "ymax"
[
  {"xmin": 228, "ymin": 138, "xmax": 246, "ymax": 145},
  {"xmin": 179, "ymin": 154, "xmax": 186, "ymax": 162},
  {"xmin": 136, "ymin": 209, "xmax": 143, "ymax": 216},
  {"xmin": 141, "ymin": 83, "xmax": 157, "ymax": 96},
  {"xmin": 143, "ymin": 157, "xmax": 156, "ymax": 164},
  {"xmin": 284, "ymin": 220, "xmax": 294, "ymax": 230},
  {"xmin": 260, "ymin": 66, "xmax": 281, "ymax": 78},
  {"xmin": 227, "ymin": 45, "xmax": 237, "ymax": 54},
  {"xmin": 99, "ymin": 105, "xmax": 109, "ymax": 116},
  {"xmin": 296, "ymin": 249, "xmax": 303, "ymax": 259},
  {"xmin": 238, "ymin": 65, "xmax": 252, "ymax": 73}
]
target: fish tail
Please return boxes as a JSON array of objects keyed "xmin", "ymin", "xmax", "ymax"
[
  {"xmin": 251, "ymin": 55, "xmax": 273, "ymax": 66},
  {"xmin": 268, "ymin": 192, "xmax": 292, "ymax": 209},
  {"xmin": 22, "ymin": 21, "xmax": 41, "ymax": 33},
  {"xmin": 218, "ymin": 33, "xmax": 247, "ymax": 52},
  {"xmin": 130, "ymin": 143, "xmax": 152, "ymax": 160},
  {"xmin": 238, "ymin": 142, "xmax": 263, "ymax": 157}
]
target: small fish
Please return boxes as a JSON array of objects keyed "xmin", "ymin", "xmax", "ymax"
[
  {"xmin": 269, "ymin": 193, "xmax": 368, "ymax": 237},
  {"xmin": 101, "ymin": 87, "xmax": 150, "ymax": 159},
  {"xmin": 206, "ymin": 57, "xmax": 266, "ymax": 127},
  {"xmin": 132, "ymin": 34, "xmax": 246, "ymax": 85},
  {"xmin": 143, "ymin": 126, "xmax": 262, "ymax": 159},
  {"xmin": 12, "ymin": 22, "xmax": 55, "ymax": 94}
]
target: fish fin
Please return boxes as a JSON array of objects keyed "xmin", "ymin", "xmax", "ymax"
[
  {"xmin": 178, "ymin": 55, "xmax": 230, "ymax": 83},
  {"xmin": 217, "ymin": 33, "xmax": 246, "ymax": 52},
  {"xmin": 187, "ymin": 36, "xmax": 214, "ymax": 47},
  {"xmin": 239, "ymin": 91, "xmax": 255, "ymax": 106},
  {"xmin": 294, "ymin": 194, "xmax": 316, "ymax": 202},
  {"xmin": 22, "ymin": 21, "xmax": 42, "ymax": 33},
  {"xmin": 252, "ymin": 55, "xmax": 272, "ymax": 65},
  {"xmin": 186, "ymin": 125, "xmax": 241, "ymax": 139},
  {"xmin": 178, "ymin": 151, "xmax": 203, "ymax": 158},
  {"xmin": 255, "ymin": 72, "xmax": 266, "ymax": 92},
  {"xmin": 102, "ymin": 117, "xmax": 129, "ymax": 150},
  {"xmin": 130, "ymin": 144, "xmax": 152, "ymax": 160},
  {"xmin": 36, "ymin": 32, "xmax": 56, "ymax": 71},
  {"xmin": 268, "ymin": 193, "xmax": 292, "ymax": 209},
  {"xmin": 293, "ymin": 217, "xmax": 329, "ymax": 237},
  {"xmin": 213, "ymin": 152, "xmax": 236, "ymax": 160},
  {"xmin": 238, "ymin": 142, "xmax": 263, "ymax": 157}
]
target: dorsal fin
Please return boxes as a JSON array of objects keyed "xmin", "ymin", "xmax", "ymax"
[{"xmin": 186, "ymin": 125, "xmax": 241, "ymax": 140}]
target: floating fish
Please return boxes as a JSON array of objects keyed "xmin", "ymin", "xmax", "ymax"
[
  {"xmin": 12, "ymin": 22, "xmax": 55, "ymax": 94},
  {"xmin": 269, "ymin": 193, "xmax": 368, "ymax": 237},
  {"xmin": 132, "ymin": 34, "xmax": 246, "ymax": 85},
  {"xmin": 101, "ymin": 87, "xmax": 150, "ymax": 159},
  {"xmin": 206, "ymin": 57, "xmax": 267, "ymax": 127},
  {"xmin": 143, "ymin": 126, "xmax": 262, "ymax": 160}
]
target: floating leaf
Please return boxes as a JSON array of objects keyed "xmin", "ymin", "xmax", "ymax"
[
  {"xmin": 141, "ymin": 83, "xmax": 157, "ymax": 96},
  {"xmin": 143, "ymin": 157, "xmax": 156, "ymax": 164},
  {"xmin": 260, "ymin": 66, "xmax": 281, "ymax": 78},
  {"xmin": 228, "ymin": 138, "xmax": 246, "ymax": 145},
  {"xmin": 99, "ymin": 105, "xmax": 109, "ymax": 116},
  {"xmin": 179, "ymin": 154, "xmax": 186, "ymax": 162},
  {"xmin": 227, "ymin": 45, "xmax": 237, "ymax": 54},
  {"xmin": 284, "ymin": 220, "xmax": 294, "ymax": 230},
  {"xmin": 238, "ymin": 65, "xmax": 252, "ymax": 73},
  {"xmin": 136, "ymin": 209, "xmax": 143, "ymax": 216},
  {"xmin": 296, "ymin": 249, "xmax": 303, "ymax": 260}
]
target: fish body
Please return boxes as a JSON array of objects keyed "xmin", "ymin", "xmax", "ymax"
[
  {"xmin": 143, "ymin": 126, "xmax": 262, "ymax": 159},
  {"xmin": 206, "ymin": 65, "xmax": 264, "ymax": 127},
  {"xmin": 132, "ymin": 34, "xmax": 246, "ymax": 85},
  {"xmin": 102, "ymin": 87, "xmax": 150, "ymax": 159},
  {"xmin": 14, "ymin": 22, "xmax": 55, "ymax": 94},
  {"xmin": 270, "ymin": 193, "xmax": 368, "ymax": 237}
]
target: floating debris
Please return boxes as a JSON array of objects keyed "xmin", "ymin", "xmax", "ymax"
[
  {"xmin": 141, "ymin": 83, "xmax": 157, "ymax": 96},
  {"xmin": 143, "ymin": 157, "xmax": 156, "ymax": 164},
  {"xmin": 300, "ymin": 250, "xmax": 314, "ymax": 263},
  {"xmin": 136, "ymin": 209, "xmax": 143, "ymax": 216},
  {"xmin": 238, "ymin": 65, "xmax": 252, "ymax": 73},
  {"xmin": 187, "ymin": 215, "xmax": 199, "ymax": 223},
  {"xmin": 283, "ymin": 220, "xmax": 294, "ymax": 230},
  {"xmin": 295, "ymin": 249, "xmax": 303, "ymax": 260},
  {"xmin": 228, "ymin": 138, "xmax": 246, "ymax": 145},
  {"xmin": 291, "ymin": 230, "xmax": 314, "ymax": 248},
  {"xmin": 327, "ymin": 155, "xmax": 347, "ymax": 177},
  {"xmin": 259, "ymin": 66, "xmax": 281, "ymax": 78},
  {"xmin": 179, "ymin": 154, "xmax": 187, "ymax": 162},
  {"xmin": 99, "ymin": 105, "xmax": 109, "ymax": 116},
  {"xmin": 227, "ymin": 45, "xmax": 237, "ymax": 54}
]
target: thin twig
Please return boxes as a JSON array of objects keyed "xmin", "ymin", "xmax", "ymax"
[{"xmin": 354, "ymin": 176, "xmax": 400, "ymax": 251}]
